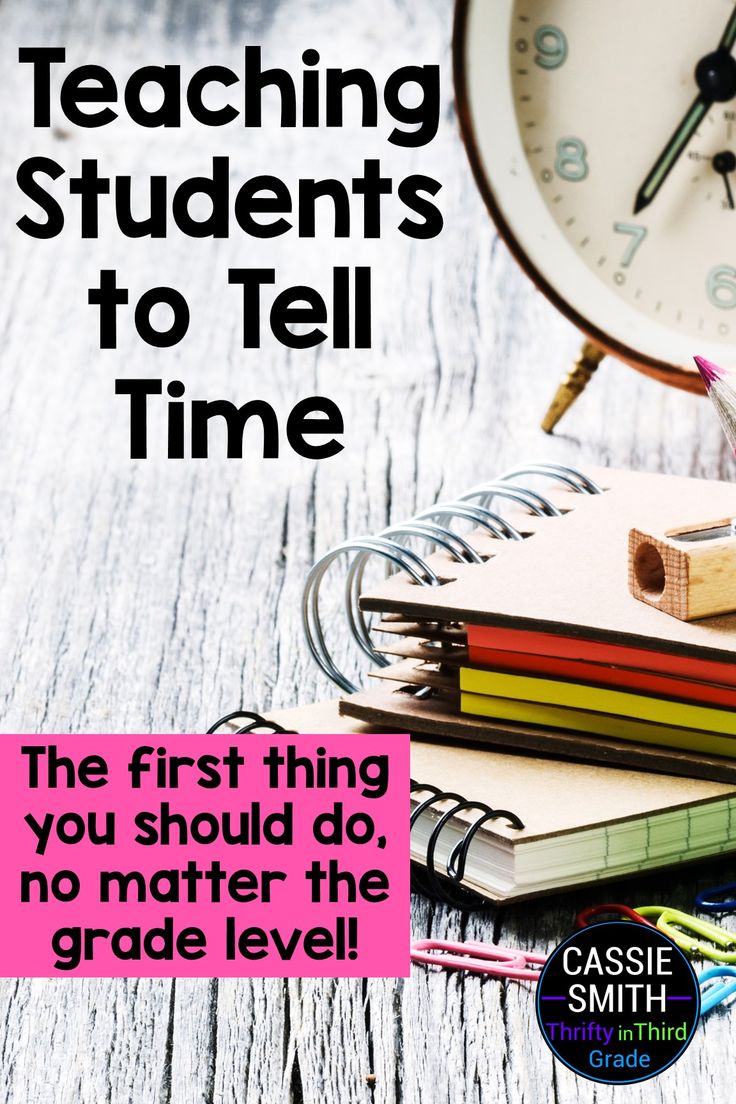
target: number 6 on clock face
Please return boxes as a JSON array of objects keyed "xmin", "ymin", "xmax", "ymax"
[
  {"xmin": 707, "ymin": 265, "xmax": 736, "ymax": 310},
  {"xmin": 454, "ymin": 0, "xmax": 736, "ymax": 391}
]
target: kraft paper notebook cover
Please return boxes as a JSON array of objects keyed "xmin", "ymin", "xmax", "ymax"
[
  {"xmin": 259, "ymin": 700, "xmax": 736, "ymax": 904},
  {"xmin": 338, "ymin": 683, "xmax": 736, "ymax": 783},
  {"xmin": 357, "ymin": 467, "xmax": 736, "ymax": 659},
  {"xmin": 322, "ymin": 466, "xmax": 736, "ymax": 782},
  {"xmin": 363, "ymin": 661, "xmax": 736, "ymax": 760}
]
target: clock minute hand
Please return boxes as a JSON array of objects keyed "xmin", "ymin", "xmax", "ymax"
[
  {"xmin": 720, "ymin": 5, "xmax": 736, "ymax": 50},
  {"xmin": 633, "ymin": 4, "xmax": 736, "ymax": 215},
  {"xmin": 633, "ymin": 95, "xmax": 709, "ymax": 214}
]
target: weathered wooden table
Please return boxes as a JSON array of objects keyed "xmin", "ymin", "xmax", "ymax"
[{"xmin": 1, "ymin": 0, "xmax": 734, "ymax": 1100}]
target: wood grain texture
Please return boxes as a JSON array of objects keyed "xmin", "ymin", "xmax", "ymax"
[
  {"xmin": 1, "ymin": 0, "xmax": 734, "ymax": 1101},
  {"xmin": 628, "ymin": 525, "xmax": 736, "ymax": 621}
]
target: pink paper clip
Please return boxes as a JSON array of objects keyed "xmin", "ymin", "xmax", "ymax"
[{"xmin": 411, "ymin": 939, "xmax": 548, "ymax": 981}]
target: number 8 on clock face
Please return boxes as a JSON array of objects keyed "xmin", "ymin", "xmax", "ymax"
[{"xmin": 454, "ymin": 0, "xmax": 736, "ymax": 391}]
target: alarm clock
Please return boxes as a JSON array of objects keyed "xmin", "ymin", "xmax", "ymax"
[{"xmin": 454, "ymin": 0, "xmax": 736, "ymax": 429}]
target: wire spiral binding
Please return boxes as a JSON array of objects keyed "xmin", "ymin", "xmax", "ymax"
[
  {"xmin": 205, "ymin": 717, "xmax": 526, "ymax": 909},
  {"xmin": 207, "ymin": 710, "xmax": 296, "ymax": 735},
  {"xmin": 410, "ymin": 781, "xmax": 526, "ymax": 910},
  {"xmin": 303, "ymin": 462, "xmax": 603, "ymax": 692}
]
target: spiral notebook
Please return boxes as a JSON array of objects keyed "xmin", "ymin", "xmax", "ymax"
[
  {"xmin": 303, "ymin": 462, "xmax": 736, "ymax": 784},
  {"xmin": 231, "ymin": 699, "xmax": 736, "ymax": 906}
]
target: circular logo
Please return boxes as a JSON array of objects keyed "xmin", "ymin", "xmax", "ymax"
[{"xmin": 536, "ymin": 921, "xmax": 700, "ymax": 1084}]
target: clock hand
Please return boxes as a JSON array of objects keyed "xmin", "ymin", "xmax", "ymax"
[
  {"xmin": 713, "ymin": 149, "xmax": 736, "ymax": 208},
  {"xmin": 719, "ymin": 5, "xmax": 736, "ymax": 50},
  {"xmin": 634, "ymin": 5, "xmax": 736, "ymax": 214},
  {"xmin": 633, "ymin": 96, "xmax": 709, "ymax": 213}
]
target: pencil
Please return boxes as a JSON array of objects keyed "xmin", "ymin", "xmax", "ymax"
[{"xmin": 694, "ymin": 355, "xmax": 736, "ymax": 455}]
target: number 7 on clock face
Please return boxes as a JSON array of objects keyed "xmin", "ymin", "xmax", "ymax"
[{"xmin": 613, "ymin": 224, "xmax": 648, "ymax": 270}]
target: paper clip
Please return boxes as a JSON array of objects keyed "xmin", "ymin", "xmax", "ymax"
[
  {"xmin": 695, "ymin": 883, "xmax": 736, "ymax": 914},
  {"xmin": 699, "ymin": 966, "xmax": 736, "ymax": 1016},
  {"xmin": 575, "ymin": 903, "xmax": 658, "ymax": 929},
  {"xmin": 636, "ymin": 906, "xmax": 736, "ymax": 962},
  {"xmin": 411, "ymin": 939, "xmax": 547, "ymax": 981}
]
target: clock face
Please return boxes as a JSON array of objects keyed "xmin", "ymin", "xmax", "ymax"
[{"xmin": 455, "ymin": 0, "xmax": 736, "ymax": 385}]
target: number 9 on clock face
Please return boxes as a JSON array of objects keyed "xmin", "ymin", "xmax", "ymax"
[{"xmin": 454, "ymin": 0, "xmax": 736, "ymax": 389}]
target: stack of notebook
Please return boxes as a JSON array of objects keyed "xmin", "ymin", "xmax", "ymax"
[
  {"xmin": 333, "ymin": 467, "xmax": 736, "ymax": 784},
  {"xmin": 266, "ymin": 699, "xmax": 736, "ymax": 904},
  {"xmin": 291, "ymin": 464, "xmax": 736, "ymax": 903}
]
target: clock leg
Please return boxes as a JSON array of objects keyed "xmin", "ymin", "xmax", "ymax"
[{"xmin": 540, "ymin": 340, "xmax": 606, "ymax": 433}]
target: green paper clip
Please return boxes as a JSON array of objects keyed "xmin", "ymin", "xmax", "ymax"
[{"xmin": 636, "ymin": 906, "xmax": 736, "ymax": 962}]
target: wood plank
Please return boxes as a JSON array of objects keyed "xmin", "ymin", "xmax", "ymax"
[
  {"xmin": 212, "ymin": 979, "xmax": 289, "ymax": 1103},
  {"xmin": 0, "ymin": 978, "xmax": 173, "ymax": 1103}
]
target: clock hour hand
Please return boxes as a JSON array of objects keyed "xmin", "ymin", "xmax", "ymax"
[
  {"xmin": 633, "ymin": 5, "xmax": 736, "ymax": 214},
  {"xmin": 713, "ymin": 150, "xmax": 736, "ymax": 209}
]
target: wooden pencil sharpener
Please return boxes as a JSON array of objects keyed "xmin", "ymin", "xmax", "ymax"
[{"xmin": 629, "ymin": 519, "xmax": 736, "ymax": 621}]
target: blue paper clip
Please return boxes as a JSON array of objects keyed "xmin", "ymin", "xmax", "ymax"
[
  {"xmin": 699, "ymin": 966, "xmax": 736, "ymax": 1016},
  {"xmin": 695, "ymin": 883, "xmax": 736, "ymax": 914}
]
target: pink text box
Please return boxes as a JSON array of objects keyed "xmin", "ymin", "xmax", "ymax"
[{"xmin": 0, "ymin": 733, "xmax": 410, "ymax": 977}]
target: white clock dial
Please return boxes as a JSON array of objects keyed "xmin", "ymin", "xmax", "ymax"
[{"xmin": 457, "ymin": 0, "xmax": 736, "ymax": 383}]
